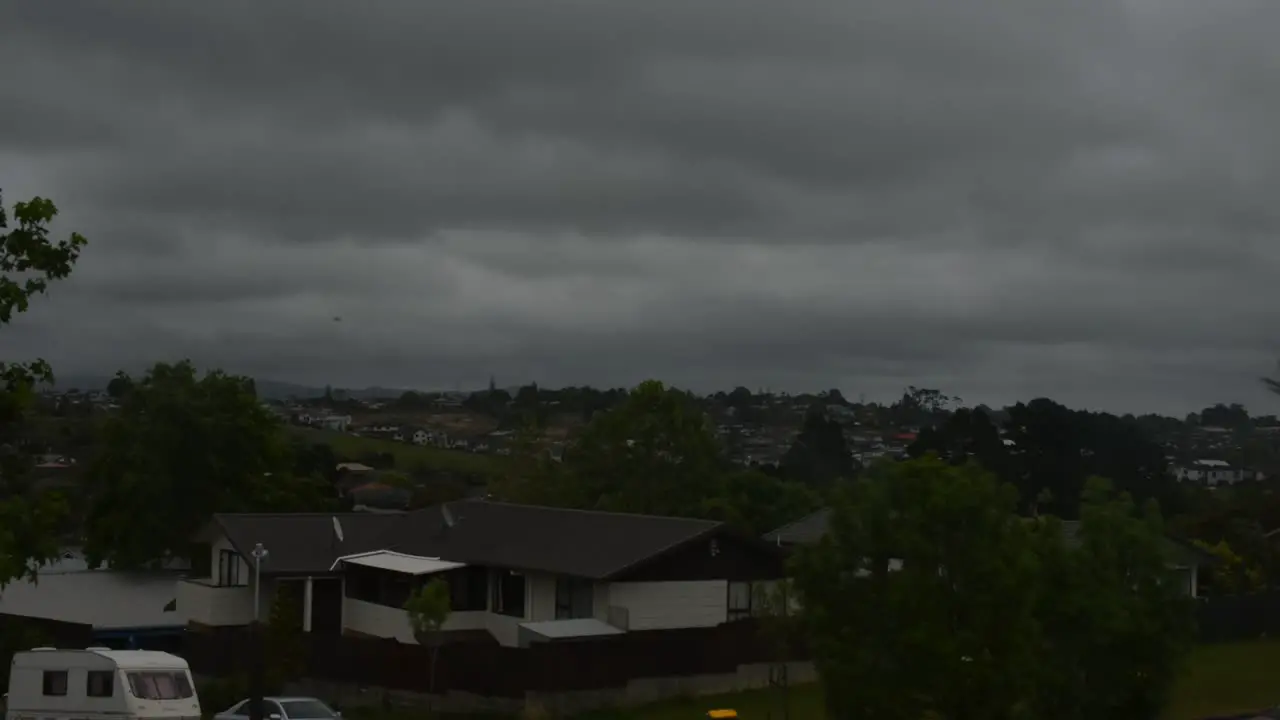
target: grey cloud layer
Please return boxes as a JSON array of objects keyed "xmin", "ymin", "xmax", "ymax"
[{"xmin": 3, "ymin": 0, "xmax": 1279, "ymax": 413}]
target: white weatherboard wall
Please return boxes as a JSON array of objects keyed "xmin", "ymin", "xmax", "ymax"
[
  {"xmin": 607, "ymin": 581, "xmax": 727, "ymax": 630},
  {"xmin": 525, "ymin": 572, "xmax": 557, "ymax": 622},
  {"xmin": 343, "ymin": 599, "xmax": 490, "ymax": 641},
  {"xmin": 176, "ymin": 535, "xmax": 277, "ymax": 626}
]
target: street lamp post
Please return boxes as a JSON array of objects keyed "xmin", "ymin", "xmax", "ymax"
[
  {"xmin": 249, "ymin": 543, "xmax": 269, "ymax": 720},
  {"xmin": 251, "ymin": 543, "xmax": 269, "ymax": 621}
]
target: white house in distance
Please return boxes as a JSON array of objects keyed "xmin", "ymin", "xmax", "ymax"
[
  {"xmin": 175, "ymin": 500, "xmax": 785, "ymax": 648},
  {"xmin": 1173, "ymin": 459, "xmax": 1265, "ymax": 487}
]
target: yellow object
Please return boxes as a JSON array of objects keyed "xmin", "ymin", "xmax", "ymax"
[{"xmin": 707, "ymin": 711, "xmax": 738, "ymax": 719}]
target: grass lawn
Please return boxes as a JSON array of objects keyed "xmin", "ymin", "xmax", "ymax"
[
  {"xmin": 576, "ymin": 685, "xmax": 823, "ymax": 720},
  {"xmin": 574, "ymin": 639, "xmax": 1280, "ymax": 720},
  {"xmin": 1165, "ymin": 639, "xmax": 1280, "ymax": 720},
  {"xmin": 291, "ymin": 427, "xmax": 508, "ymax": 478}
]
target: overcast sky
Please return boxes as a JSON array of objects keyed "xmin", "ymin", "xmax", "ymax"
[{"xmin": 4, "ymin": 1, "xmax": 1280, "ymax": 415}]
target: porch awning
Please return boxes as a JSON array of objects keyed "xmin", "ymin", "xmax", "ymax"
[
  {"xmin": 518, "ymin": 618, "xmax": 625, "ymax": 640},
  {"xmin": 329, "ymin": 550, "xmax": 466, "ymax": 576}
]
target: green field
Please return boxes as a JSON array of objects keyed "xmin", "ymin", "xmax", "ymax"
[
  {"xmin": 1165, "ymin": 639, "xmax": 1280, "ymax": 720},
  {"xmin": 577, "ymin": 684, "xmax": 822, "ymax": 720},
  {"xmin": 290, "ymin": 427, "xmax": 508, "ymax": 478},
  {"xmin": 578, "ymin": 638, "xmax": 1280, "ymax": 720}
]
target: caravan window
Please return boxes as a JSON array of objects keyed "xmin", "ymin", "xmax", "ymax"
[
  {"xmin": 127, "ymin": 672, "xmax": 194, "ymax": 700},
  {"xmin": 86, "ymin": 670, "xmax": 114, "ymax": 697},
  {"xmin": 41, "ymin": 670, "xmax": 68, "ymax": 696}
]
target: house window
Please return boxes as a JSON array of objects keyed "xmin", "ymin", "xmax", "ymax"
[
  {"xmin": 447, "ymin": 567, "xmax": 488, "ymax": 612},
  {"xmin": 42, "ymin": 670, "xmax": 68, "ymax": 696},
  {"xmin": 217, "ymin": 549, "xmax": 243, "ymax": 587},
  {"xmin": 491, "ymin": 570, "xmax": 526, "ymax": 617},
  {"xmin": 382, "ymin": 574, "xmax": 413, "ymax": 609},
  {"xmin": 554, "ymin": 577, "xmax": 594, "ymax": 619},
  {"xmin": 345, "ymin": 566, "xmax": 382, "ymax": 604},
  {"xmin": 342, "ymin": 566, "xmax": 411, "ymax": 608},
  {"xmin": 727, "ymin": 580, "xmax": 753, "ymax": 621},
  {"xmin": 86, "ymin": 670, "xmax": 114, "ymax": 697}
]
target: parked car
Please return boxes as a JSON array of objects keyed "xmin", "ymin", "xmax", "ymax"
[{"xmin": 214, "ymin": 697, "xmax": 340, "ymax": 720}]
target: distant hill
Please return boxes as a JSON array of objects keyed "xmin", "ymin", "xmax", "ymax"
[{"xmin": 41, "ymin": 374, "xmax": 420, "ymax": 401}]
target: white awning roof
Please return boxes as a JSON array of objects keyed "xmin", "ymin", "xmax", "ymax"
[
  {"xmin": 519, "ymin": 618, "xmax": 625, "ymax": 639},
  {"xmin": 329, "ymin": 550, "xmax": 466, "ymax": 576}
]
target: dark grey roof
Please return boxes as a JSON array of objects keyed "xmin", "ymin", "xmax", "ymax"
[
  {"xmin": 1057, "ymin": 520, "xmax": 1218, "ymax": 566},
  {"xmin": 213, "ymin": 512, "xmax": 394, "ymax": 574},
  {"xmin": 212, "ymin": 500, "xmax": 724, "ymax": 579},
  {"xmin": 762, "ymin": 509, "xmax": 831, "ymax": 546},
  {"xmin": 389, "ymin": 500, "xmax": 722, "ymax": 579}
]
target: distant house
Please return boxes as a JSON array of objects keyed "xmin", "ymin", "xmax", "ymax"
[
  {"xmin": 335, "ymin": 462, "xmax": 376, "ymax": 474},
  {"xmin": 1172, "ymin": 460, "xmax": 1265, "ymax": 487},
  {"xmin": 762, "ymin": 509, "xmax": 831, "ymax": 548},
  {"xmin": 296, "ymin": 413, "xmax": 352, "ymax": 432},
  {"xmin": 176, "ymin": 500, "xmax": 786, "ymax": 647},
  {"xmin": 318, "ymin": 415, "xmax": 352, "ymax": 432}
]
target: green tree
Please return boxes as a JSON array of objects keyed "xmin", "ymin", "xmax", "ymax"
[
  {"xmin": 752, "ymin": 579, "xmax": 803, "ymax": 720},
  {"xmin": 792, "ymin": 457, "xmax": 1196, "ymax": 720},
  {"xmin": 791, "ymin": 457, "xmax": 1042, "ymax": 720},
  {"xmin": 405, "ymin": 580, "xmax": 452, "ymax": 698},
  {"xmin": 105, "ymin": 372, "xmax": 133, "ymax": 400},
  {"xmin": 779, "ymin": 408, "xmax": 853, "ymax": 488},
  {"xmin": 706, "ymin": 468, "xmax": 821, "ymax": 536},
  {"xmin": 264, "ymin": 585, "xmax": 307, "ymax": 692},
  {"xmin": 0, "ymin": 191, "xmax": 86, "ymax": 588},
  {"xmin": 563, "ymin": 380, "xmax": 729, "ymax": 516},
  {"xmin": 494, "ymin": 380, "xmax": 814, "ymax": 533},
  {"xmin": 1192, "ymin": 538, "xmax": 1264, "ymax": 595},
  {"xmin": 1030, "ymin": 478, "xmax": 1195, "ymax": 720},
  {"xmin": 83, "ymin": 360, "xmax": 333, "ymax": 568}
]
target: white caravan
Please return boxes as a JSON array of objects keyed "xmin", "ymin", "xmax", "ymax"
[{"xmin": 5, "ymin": 647, "xmax": 201, "ymax": 720}]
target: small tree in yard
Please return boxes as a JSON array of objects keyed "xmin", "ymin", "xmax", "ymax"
[
  {"xmin": 753, "ymin": 579, "xmax": 802, "ymax": 720},
  {"xmin": 405, "ymin": 580, "xmax": 452, "ymax": 697},
  {"xmin": 264, "ymin": 587, "xmax": 307, "ymax": 692}
]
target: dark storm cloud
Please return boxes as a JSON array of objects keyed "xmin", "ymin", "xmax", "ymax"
[{"xmin": 3, "ymin": 0, "xmax": 1280, "ymax": 413}]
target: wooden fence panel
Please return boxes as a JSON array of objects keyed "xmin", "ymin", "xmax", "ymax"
[
  {"xmin": 182, "ymin": 619, "xmax": 784, "ymax": 695},
  {"xmin": 1196, "ymin": 591, "xmax": 1280, "ymax": 643}
]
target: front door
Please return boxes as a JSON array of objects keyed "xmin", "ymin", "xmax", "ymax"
[{"xmin": 310, "ymin": 578, "xmax": 343, "ymax": 635}]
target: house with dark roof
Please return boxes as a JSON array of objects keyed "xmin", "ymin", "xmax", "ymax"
[
  {"xmin": 764, "ymin": 509, "xmax": 1215, "ymax": 597},
  {"xmin": 176, "ymin": 499, "xmax": 785, "ymax": 647},
  {"xmin": 762, "ymin": 509, "xmax": 831, "ymax": 547}
]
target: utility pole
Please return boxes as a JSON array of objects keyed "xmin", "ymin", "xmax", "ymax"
[{"xmin": 249, "ymin": 543, "xmax": 269, "ymax": 720}]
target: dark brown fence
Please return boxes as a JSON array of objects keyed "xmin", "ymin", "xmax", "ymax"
[
  {"xmin": 0, "ymin": 612, "xmax": 94, "ymax": 648},
  {"xmin": 182, "ymin": 620, "xmax": 785, "ymax": 697},
  {"xmin": 1196, "ymin": 591, "xmax": 1280, "ymax": 643}
]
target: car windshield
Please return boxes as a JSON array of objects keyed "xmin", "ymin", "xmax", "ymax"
[
  {"xmin": 280, "ymin": 700, "xmax": 336, "ymax": 719},
  {"xmin": 126, "ymin": 672, "xmax": 193, "ymax": 700}
]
